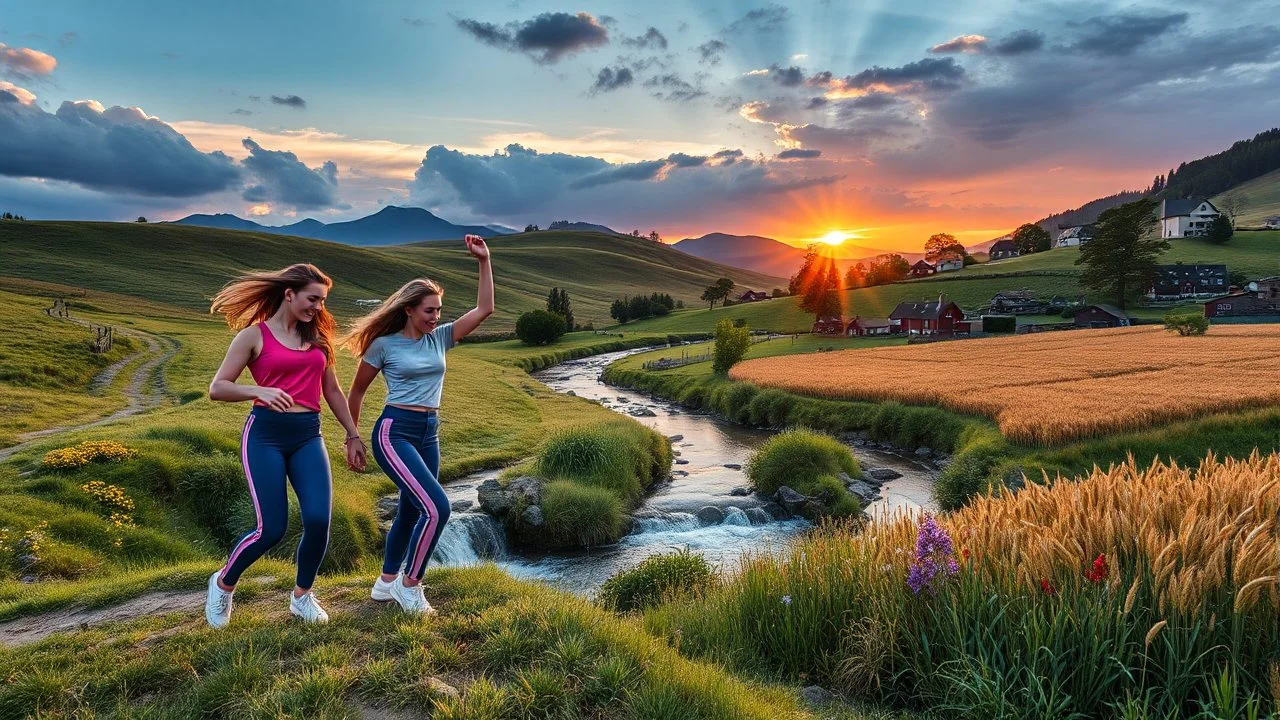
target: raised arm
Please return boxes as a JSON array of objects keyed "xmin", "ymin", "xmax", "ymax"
[
  {"xmin": 452, "ymin": 234, "xmax": 493, "ymax": 343},
  {"xmin": 209, "ymin": 326, "xmax": 293, "ymax": 411}
]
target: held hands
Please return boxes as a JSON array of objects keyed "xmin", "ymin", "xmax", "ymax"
[
  {"xmin": 256, "ymin": 386, "xmax": 294, "ymax": 412},
  {"xmin": 344, "ymin": 436, "xmax": 367, "ymax": 472},
  {"xmin": 464, "ymin": 234, "xmax": 490, "ymax": 261}
]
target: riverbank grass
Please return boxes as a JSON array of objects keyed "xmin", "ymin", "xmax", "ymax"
[{"xmin": 747, "ymin": 429, "xmax": 862, "ymax": 517}]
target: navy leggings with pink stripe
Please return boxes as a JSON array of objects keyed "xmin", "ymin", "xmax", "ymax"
[
  {"xmin": 220, "ymin": 407, "xmax": 332, "ymax": 589},
  {"xmin": 371, "ymin": 406, "xmax": 451, "ymax": 581}
]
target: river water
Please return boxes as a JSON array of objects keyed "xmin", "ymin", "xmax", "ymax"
[{"xmin": 428, "ymin": 347, "xmax": 938, "ymax": 595}]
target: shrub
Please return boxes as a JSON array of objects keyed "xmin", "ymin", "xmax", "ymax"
[
  {"xmin": 712, "ymin": 319, "xmax": 750, "ymax": 374},
  {"xmin": 515, "ymin": 310, "xmax": 567, "ymax": 345},
  {"xmin": 177, "ymin": 455, "xmax": 248, "ymax": 543},
  {"xmin": 537, "ymin": 428, "xmax": 645, "ymax": 504},
  {"xmin": 981, "ymin": 315, "xmax": 1016, "ymax": 333},
  {"xmin": 539, "ymin": 480, "xmax": 627, "ymax": 547},
  {"xmin": 1163, "ymin": 310, "xmax": 1209, "ymax": 336},
  {"xmin": 745, "ymin": 429, "xmax": 859, "ymax": 503},
  {"xmin": 599, "ymin": 550, "xmax": 714, "ymax": 612}
]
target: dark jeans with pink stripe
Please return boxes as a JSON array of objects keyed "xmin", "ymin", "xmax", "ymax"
[
  {"xmin": 220, "ymin": 407, "xmax": 332, "ymax": 589},
  {"xmin": 372, "ymin": 406, "xmax": 450, "ymax": 581}
]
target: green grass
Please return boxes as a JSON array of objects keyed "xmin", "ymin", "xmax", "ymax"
[
  {"xmin": 598, "ymin": 549, "xmax": 715, "ymax": 613},
  {"xmin": 0, "ymin": 222, "xmax": 783, "ymax": 329},
  {"xmin": 1213, "ymin": 168, "xmax": 1280, "ymax": 227},
  {"xmin": 612, "ymin": 231, "xmax": 1280, "ymax": 333},
  {"xmin": 746, "ymin": 429, "xmax": 862, "ymax": 516},
  {"xmin": 0, "ymin": 564, "xmax": 867, "ymax": 719}
]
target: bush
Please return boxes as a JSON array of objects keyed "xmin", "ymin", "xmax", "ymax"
[
  {"xmin": 1206, "ymin": 215, "xmax": 1233, "ymax": 244},
  {"xmin": 712, "ymin": 319, "xmax": 750, "ymax": 374},
  {"xmin": 539, "ymin": 480, "xmax": 627, "ymax": 547},
  {"xmin": 515, "ymin": 310, "xmax": 567, "ymax": 346},
  {"xmin": 981, "ymin": 315, "xmax": 1016, "ymax": 334},
  {"xmin": 745, "ymin": 429, "xmax": 859, "ymax": 502},
  {"xmin": 599, "ymin": 550, "xmax": 714, "ymax": 612},
  {"xmin": 1163, "ymin": 310, "xmax": 1208, "ymax": 336}
]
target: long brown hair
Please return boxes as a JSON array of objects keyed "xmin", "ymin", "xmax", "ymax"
[
  {"xmin": 210, "ymin": 263, "xmax": 336, "ymax": 365},
  {"xmin": 340, "ymin": 278, "xmax": 443, "ymax": 357}
]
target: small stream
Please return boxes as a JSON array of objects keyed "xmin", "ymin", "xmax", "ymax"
[{"xmin": 426, "ymin": 347, "xmax": 938, "ymax": 595}]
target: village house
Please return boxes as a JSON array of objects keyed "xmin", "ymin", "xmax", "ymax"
[
  {"xmin": 738, "ymin": 290, "xmax": 770, "ymax": 302},
  {"xmin": 1204, "ymin": 276, "xmax": 1280, "ymax": 319},
  {"xmin": 1264, "ymin": 216, "xmax": 1280, "ymax": 230},
  {"xmin": 1159, "ymin": 198, "xmax": 1221, "ymax": 238},
  {"xmin": 910, "ymin": 260, "xmax": 936, "ymax": 278},
  {"xmin": 935, "ymin": 253, "xmax": 964, "ymax": 272},
  {"xmin": 812, "ymin": 316, "xmax": 845, "ymax": 335},
  {"xmin": 990, "ymin": 290, "xmax": 1041, "ymax": 314},
  {"xmin": 988, "ymin": 239, "xmax": 1020, "ymax": 260},
  {"xmin": 1056, "ymin": 224, "xmax": 1096, "ymax": 247},
  {"xmin": 846, "ymin": 316, "xmax": 895, "ymax": 336},
  {"xmin": 1074, "ymin": 304, "xmax": 1130, "ymax": 329},
  {"xmin": 889, "ymin": 295, "xmax": 971, "ymax": 336},
  {"xmin": 1146, "ymin": 263, "xmax": 1229, "ymax": 300}
]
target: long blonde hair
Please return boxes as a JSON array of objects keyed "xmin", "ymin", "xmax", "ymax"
[
  {"xmin": 341, "ymin": 278, "xmax": 443, "ymax": 357},
  {"xmin": 210, "ymin": 263, "xmax": 337, "ymax": 365}
]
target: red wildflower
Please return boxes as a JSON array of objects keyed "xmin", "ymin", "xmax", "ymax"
[
  {"xmin": 962, "ymin": 548, "xmax": 971, "ymax": 562},
  {"xmin": 1040, "ymin": 577, "xmax": 1057, "ymax": 595},
  {"xmin": 1084, "ymin": 553, "xmax": 1109, "ymax": 583}
]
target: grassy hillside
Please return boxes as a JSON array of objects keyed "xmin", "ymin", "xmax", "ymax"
[
  {"xmin": 1214, "ymin": 167, "xmax": 1280, "ymax": 226},
  {"xmin": 0, "ymin": 222, "xmax": 784, "ymax": 329},
  {"xmin": 618, "ymin": 231, "xmax": 1280, "ymax": 333}
]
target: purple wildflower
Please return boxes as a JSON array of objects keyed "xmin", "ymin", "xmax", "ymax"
[
  {"xmin": 906, "ymin": 515, "xmax": 958, "ymax": 595},
  {"xmin": 781, "ymin": 594, "xmax": 792, "ymax": 606}
]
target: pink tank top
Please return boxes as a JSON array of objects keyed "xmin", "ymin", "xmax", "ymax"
[{"xmin": 248, "ymin": 322, "xmax": 326, "ymax": 412}]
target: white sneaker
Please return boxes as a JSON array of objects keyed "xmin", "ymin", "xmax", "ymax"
[
  {"xmin": 371, "ymin": 575, "xmax": 397, "ymax": 602},
  {"xmin": 289, "ymin": 591, "xmax": 330, "ymax": 623},
  {"xmin": 205, "ymin": 571, "xmax": 234, "ymax": 629},
  {"xmin": 388, "ymin": 576, "xmax": 435, "ymax": 615}
]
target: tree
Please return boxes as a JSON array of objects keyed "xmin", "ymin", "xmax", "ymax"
[
  {"xmin": 546, "ymin": 287, "xmax": 574, "ymax": 330},
  {"xmin": 1206, "ymin": 215, "xmax": 1234, "ymax": 245},
  {"xmin": 515, "ymin": 310, "xmax": 567, "ymax": 345},
  {"xmin": 631, "ymin": 230, "xmax": 642, "ymax": 237},
  {"xmin": 628, "ymin": 294, "xmax": 654, "ymax": 320},
  {"xmin": 1163, "ymin": 310, "xmax": 1208, "ymax": 336},
  {"xmin": 1217, "ymin": 192, "xmax": 1248, "ymax": 227},
  {"xmin": 136, "ymin": 216, "xmax": 148, "ymax": 223},
  {"xmin": 1011, "ymin": 223, "xmax": 1051, "ymax": 255},
  {"xmin": 771, "ymin": 287, "xmax": 787, "ymax": 297},
  {"xmin": 648, "ymin": 230, "xmax": 661, "ymax": 242},
  {"xmin": 712, "ymin": 319, "xmax": 751, "ymax": 374},
  {"xmin": 610, "ymin": 298, "xmax": 631, "ymax": 324},
  {"xmin": 924, "ymin": 233, "xmax": 958, "ymax": 259},
  {"xmin": 1076, "ymin": 198, "xmax": 1167, "ymax": 310},
  {"xmin": 790, "ymin": 244, "xmax": 841, "ymax": 319},
  {"xmin": 525, "ymin": 223, "xmax": 540, "ymax": 232},
  {"xmin": 865, "ymin": 254, "xmax": 910, "ymax": 286},
  {"xmin": 701, "ymin": 278, "xmax": 735, "ymax": 309},
  {"xmin": 845, "ymin": 263, "xmax": 868, "ymax": 289}
]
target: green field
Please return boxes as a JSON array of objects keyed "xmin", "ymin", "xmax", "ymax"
[
  {"xmin": 615, "ymin": 231, "xmax": 1280, "ymax": 333},
  {"xmin": 0, "ymin": 222, "xmax": 783, "ymax": 330},
  {"xmin": 1213, "ymin": 168, "xmax": 1280, "ymax": 226}
]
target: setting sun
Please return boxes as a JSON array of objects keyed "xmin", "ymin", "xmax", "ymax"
[{"xmin": 816, "ymin": 230, "xmax": 848, "ymax": 246}]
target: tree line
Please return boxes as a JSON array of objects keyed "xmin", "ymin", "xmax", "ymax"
[
  {"xmin": 610, "ymin": 292, "xmax": 678, "ymax": 323},
  {"xmin": 1161, "ymin": 127, "xmax": 1280, "ymax": 200},
  {"xmin": 2, "ymin": 212, "xmax": 26, "ymax": 220}
]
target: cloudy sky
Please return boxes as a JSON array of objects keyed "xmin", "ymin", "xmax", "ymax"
[{"xmin": 2, "ymin": 0, "xmax": 1278, "ymax": 251}]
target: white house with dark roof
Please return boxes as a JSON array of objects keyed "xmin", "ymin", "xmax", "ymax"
[
  {"xmin": 1264, "ymin": 216, "xmax": 1280, "ymax": 230},
  {"xmin": 1159, "ymin": 198, "xmax": 1220, "ymax": 238},
  {"xmin": 1056, "ymin": 224, "xmax": 1096, "ymax": 247}
]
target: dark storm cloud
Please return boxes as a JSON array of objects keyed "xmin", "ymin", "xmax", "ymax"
[
  {"xmin": 454, "ymin": 11, "xmax": 609, "ymax": 64},
  {"xmin": 776, "ymin": 148, "xmax": 822, "ymax": 159},
  {"xmin": 765, "ymin": 64, "xmax": 805, "ymax": 87},
  {"xmin": 1069, "ymin": 12, "xmax": 1188, "ymax": 56},
  {"xmin": 240, "ymin": 138, "xmax": 342, "ymax": 210},
  {"xmin": 840, "ymin": 57, "xmax": 965, "ymax": 93},
  {"xmin": 992, "ymin": 29, "xmax": 1044, "ymax": 55},
  {"xmin": 270, "ymin": 94, "xmax": 306, "ymax": 108}
]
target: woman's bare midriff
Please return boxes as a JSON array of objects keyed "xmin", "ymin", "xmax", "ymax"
[{"xmin": 388, "ymin": 403, "xmax": 438, "ymax": 412}]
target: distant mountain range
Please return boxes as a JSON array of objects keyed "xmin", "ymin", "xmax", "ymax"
[
  {"xmin": 170, "ymin": 206, "xmax": 503, "ymax": 246},
  {"xmin": 672, "ymin": 233, "xmax": 924, "ymax": 279}
]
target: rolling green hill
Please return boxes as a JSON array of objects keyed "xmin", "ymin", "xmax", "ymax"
[
  {"xmin": 0, "ymin": 222, "xmax": 784, "ymax": 328},
  {"xmin": 618, "ymin": 230, "xmax": 1280, "ymax": 333},
  {"xmin": 1214, "ymin": 168, "xmax": 1280, "ymax": 226}
]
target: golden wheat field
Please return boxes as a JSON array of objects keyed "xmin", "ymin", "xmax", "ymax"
[{"xmin": 728, "ymin": 325, "xmax": 1280, "ymax": 444}]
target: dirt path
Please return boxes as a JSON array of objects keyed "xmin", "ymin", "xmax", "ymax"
[
  {"xmin": 0, "ymin": 590, "xmax": 202, "ymax": 647},
  {"xmin": 0, "ymin": 327, "xmax": 179, "ymax": 461}
]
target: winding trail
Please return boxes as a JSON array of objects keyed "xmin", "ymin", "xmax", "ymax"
[{"xmin": 0, "ymin": 325, "xmax": 179, "ymax": 461}]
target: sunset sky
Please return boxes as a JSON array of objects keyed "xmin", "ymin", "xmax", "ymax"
[{"xmin": 2, "ymin": 0, "xmax": 1278, "ymax": 252}]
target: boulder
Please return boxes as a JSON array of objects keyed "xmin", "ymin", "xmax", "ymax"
[
  {"xmin": 667, "ymin": 434, "xmax": 684, "ymax": 443},
  {"xmin": 675, "ymin": 458, "xmax": 690, "ymax": 465},
  {"xmin": 476, "ymin": 478, "xmax": 513, "ymax": 517},
  {"xmin": 374, "ymin": 495, "xmax": 399, "ymax": 521},
  {"xmin": 672, "ymin": 450, "xmax": 681, "ymax": 456},
  {"xmin": 630, "ymin": 407, "xmax": 657, "ymax": 417},
  {"xmin": 801, "ymin": 685, "xmax": 837, "ymax": 707},
  {"xmin": 565, "ymin": 390, "xmax": 576, "ymax": 396},
  {"xmin": 723, "ymin": 463, "xmax": 742, "ymax": 470},
  {"xmin": 798, "ymin": 500, "xmax": 829, "ymax": 523},
  {"xmin": 450, "ymin": 499, "xmax": 474, "ymax": 513},
  {"xmin": 844, "ymin": 479, "xmax": 881, "ymax": 506},
  {"xmin": 745, "ymin": 507, "xmax": 771, "ymax": 525},
  {"xmin": 774, "ymin": 485, "xmax": 809, "ymax": 513},
  {"xmin": 864, "ymin": 467, "xmax": 902, "ymax": 481},
  {"xmin": 695, "ymin": 506, "xmax": 725, "ymax": 525},
  {"xmin": 425, "ymin": 677, "xmax": 460, "ymax": 700},
  {"xmin": 509, "ymin": 476, "xmax": 542, "ymax": 505},
  {"xmin": 521, "ymin": 505, "xmax": 545, "ymax": 527},
  {"xmin": 915, "ymin": 446, "xmax": 934, "ymax": 458},
  {"xmin": 729, "ymin": 486, "xmax": 751, "ymax": 496},
  {"xmin": 671, "ymin": 470, "xmax": 690, "ymax": 477},
  {"xmin": 761, "ymin": 501, "xmax": 790, "ymax": 520}
]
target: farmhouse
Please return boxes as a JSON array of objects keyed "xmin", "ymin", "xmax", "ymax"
[
  {"xmin": 1056, "ymin": 224, "xmax": 1095, "ymax": 247},
  {"xmin": 1204, "ymin": 277, "xmax": 1280, "ymax": 319},
  {"xmin": 1264, "ymin": 216, "xmax": 1280, "ymax": 230},
  {"xmin": 889, "ymin": 295, "xmax": 971, "ymax": 336},
  {"xmin": 1074, "ymin": 304, "xmax": 1130, "ymax": 328},
  {"xmin": 935, "ymin": 253, "xmax": 964, "ymax": 272},
  {"xmin": 846, "ymin": 316, "xmax": 895, "ymax": 336},
  {"xmin": 812, "ymin": 316, "xmax": 845, "ymax": 335},
  {"xmin": 988, "ymin": 239, "xmax": 1020, "ymax": 260},
  {"xmin": 1146, "ymin": 264, "xmax": 1228, "ymax": 299},
  {"xmin": 910, "ymin": 260, "xmax": 936, "ymax": 278},
  {"xmin": 1159, "ymin": 198, "xmax": 1221, "ymax": 238},
  {"xmin": 738, "ymin": 290, "xmax": 770, "ymax": 302},
  {"xmin": 990, "ymin": 290, "xmax": 1041, "ymax": 314}
]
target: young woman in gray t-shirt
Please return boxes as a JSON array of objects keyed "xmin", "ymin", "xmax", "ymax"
[{"xmin": 342, "ymin": 234, "xmax": 493, "ymax": 614}]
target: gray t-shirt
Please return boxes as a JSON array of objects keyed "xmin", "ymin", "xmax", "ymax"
[{"xmin": 363, "ymin": 322, "xmax": 456, "ymax": 408}]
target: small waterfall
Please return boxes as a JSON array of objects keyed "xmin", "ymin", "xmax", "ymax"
[
  {"xmin": 431, "ymin": 513, "xmax": 508, "ymax": 567},
  {"xmin": 722, "ymin": 507, "xmax": 751, "ymax": 526},
  {"xmin": 631, "ymin": 511, "xmax": 700, "ymax": 534},
  {"xmin": 745, "ymin": 507, "xmax": 771, "ymax": 525}
]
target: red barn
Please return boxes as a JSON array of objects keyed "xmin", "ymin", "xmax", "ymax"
[
  {"xmin": 889, "ymin": 296, "xmax": 970, "ymax": 336},
  {"xmin": 910, "ymin": 260, "xmax": 936, "ymax": 278}
]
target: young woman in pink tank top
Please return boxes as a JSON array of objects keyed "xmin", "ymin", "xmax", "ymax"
[{"xmin": 202, "ymin": 263, "xmax": 367, "ymax": 629}]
